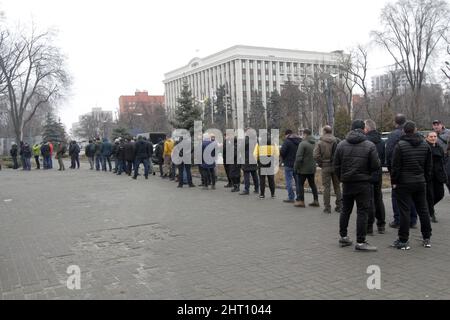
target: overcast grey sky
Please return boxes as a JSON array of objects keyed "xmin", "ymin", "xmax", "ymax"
[{"xmin": 1, "ymin": 0, "xmax": 396, "ymax": 130}]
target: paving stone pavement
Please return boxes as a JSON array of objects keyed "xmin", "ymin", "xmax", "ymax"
[{"xmin": 1, "ymin": 163, "xmax": 450, "ymax": 300}]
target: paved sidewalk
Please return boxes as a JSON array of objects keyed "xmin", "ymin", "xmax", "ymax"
[{"xmin": 1, "ymin": 165, "xmax": 450, "ymax": 299}]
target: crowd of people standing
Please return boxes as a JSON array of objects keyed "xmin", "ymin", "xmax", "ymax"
[{"xmin": 4, "ymin": 114, "xmax": 449, "ymax": 252}]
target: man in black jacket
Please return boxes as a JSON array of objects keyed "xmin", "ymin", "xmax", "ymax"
[
  {"xmin": 10, "ymin": 143, "xmax": 19, "ymax": 169},
  {"xmin": 385, "ymin": 114, "xmax": 418, "ymax": 229},
  {"xmin": 334, "ymin": 119, "xmax": 380, "ymax": 252},
  {"xmin": 133, "ymin": 136, "xmax": 151, "ymax": 179},
  {"xmin": 364, "ymin": 119, "xmax": 386, "ymax": 234},
  {"xmin": 390, "ymin": 121, "xmax": 432, "ymax": 250},
  {"xmin": 124, "ymin": 138, "xmax": 135, "ymax": 176},
  {"xmin": 240, "ymin": 132, "xmax": 259, "ymax": 195},
  {"xmin": 280, "ymin": 129, "xmax": 302, "ymax": 203}
]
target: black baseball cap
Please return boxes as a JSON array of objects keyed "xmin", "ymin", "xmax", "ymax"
[{"xmin": 432, "ymin": 120, "xmax": 442, "ymax": 124}]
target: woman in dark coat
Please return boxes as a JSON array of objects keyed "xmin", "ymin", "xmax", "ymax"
[{"xmin": 426, "ymin": 131, "xmax": 447, "ymax": 223}]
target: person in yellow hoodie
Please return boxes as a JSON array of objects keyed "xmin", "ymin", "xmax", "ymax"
[
  {"xmin": 254, "ymin": 135, "xmax": 280, "ymax": 199},
  {"xmin": 32, "ymin": 143, "xmax": 41, "ymax": 169},
  {"xmin": 163, "ymin": 136, "xmax": 175, "ymax": 179}
]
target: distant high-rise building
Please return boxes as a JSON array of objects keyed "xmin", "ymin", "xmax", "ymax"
[
  {"xmin": 163, "ymin": 45, "xmax": 347, "ymax": 129},
  {"xmin": 371, "ymin": 68, "xmax": 410, "ymax": 94}
]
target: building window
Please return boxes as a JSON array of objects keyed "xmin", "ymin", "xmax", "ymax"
[{"xmin": 257, "ymin": 62, "xmax": 261, "ymax": 70}]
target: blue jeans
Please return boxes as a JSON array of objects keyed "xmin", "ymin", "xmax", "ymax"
[
  {"xmin": 392, "ymin": 189, "xmax": 417, "ymax": 225},
  {"xmin": 134, "ymin": 158, "xmax": 149, "ymax": 177},
  {"xmin": 243, "ymin": 170, "xmax": 259, "ymax": 192},
  {"xmin": 178, "ymin": 164, "xmax": 193, "ymax": 186},
  {"xmin": 284, "ymin": 167, "xmax": 298, "ymax": 200},
  {"xmin": 24, "ymin": 157, "xmax": 31, "ymax": 170},
  {"xmin": 95, "ymin": 155, "xmax": 103, "ymax": 170},
  {"xmin": 117, "ymin": 159, "xmax": 125, "ymax": 174},
  {"xmin": 102, "ymin": 155, "xmax": 111, "ymax": 171}
]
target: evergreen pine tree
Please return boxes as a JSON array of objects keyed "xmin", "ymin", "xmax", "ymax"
[
  {"xmin": 214, "ymin": 85, "xmax": 226, "ymax": 132},
  {"xmin": 248, "ymin": 90, "xmax": 266, "ymax": 130},
  {"xmin": 203, "ymin": 98, "xmax": 213, "ymax": 129},
  {"xmin": 266, "ymin": 90, "xmax": 281, "ymax": 130},
  {"xmin": 334, "ymin": 106, "xmax": 352, "ymax": 140},
  {"xmin": 171, "ymin": 82, "xmax": 202, "ymax": 135},
  {"xmin": 42, "ymin": 112, "xmax": 67, "ymax": 143},
  {"xmin": 111, "ymin": 127, "xmax": 131, "ymax": 141}
]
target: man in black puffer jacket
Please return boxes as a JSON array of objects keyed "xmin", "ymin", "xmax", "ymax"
[
  {"xmin": 334, "ymin": 119, "xmax": 380, "ymax": 252},
  {"xmin": 280, "ymin": 129, "xmax": 302, "ymax": 203},
  {"xmin": 364, "ymin": 119, "xmax": 386, "ymax": 235},
  {"xmin": 133, "ymin": 136, "xmax": 151, "ymax": 180},
  {"xmin": 390, "ymin": 121, "xmax": 432, "ymax": 250}
]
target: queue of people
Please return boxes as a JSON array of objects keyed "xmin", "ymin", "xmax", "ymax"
[{"xmin": 6, "ymin": 116, "xmax": 448, "ymax": 252}]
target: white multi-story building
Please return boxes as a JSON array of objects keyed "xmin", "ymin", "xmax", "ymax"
[
  {"xmin": 163, "ymin": 45, "xmax": 346, "ymax": 129},
  {"xmin": 371, "ymin": 68, "xmax": 410, "ymax": 94}
]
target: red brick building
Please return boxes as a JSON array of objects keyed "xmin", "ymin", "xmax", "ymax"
[{"xmin": 119, "ymin": 91, "xmax": 164, "ymax": 117}]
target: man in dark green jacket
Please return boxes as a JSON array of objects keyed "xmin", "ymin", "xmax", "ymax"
[{"xmin": 294, "ymin": 129, "xmax": 319, "ymax": 208}]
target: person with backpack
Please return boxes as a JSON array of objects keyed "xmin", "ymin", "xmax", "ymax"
[
  {"xmin": 10, "ymin": 143, "xmax": 19, "ymax": 169},
  {"xmin": 55, "ymin": 142, "xmax": 66, "ymax": 171},
  {"xmin": 32, "ymin": 143, "xmax": 41, "ymax": 169}
]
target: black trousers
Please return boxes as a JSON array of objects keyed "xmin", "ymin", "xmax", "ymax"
[
  {"xmin": 368, "ymin": 181, "xmax": 386, "ymax": 228},
  {"xmin": 201, "ymin": 167, "xmax": 216, "ymax": 186},
  {"xmin": 224, "ymin": 164, "xmax": 232, "ymax": 184},
  {"xmin": 340, "ymin": 182, "xmax": 371, "ymax": 244},
  {"xmin": 12, "ymin": 156, "xmax": 19, "ymax": 169},
  {"xmin": 34, "ymin": 156, "xmax": 40, "ymax": 169},
  {"xmin": 297, "ymin": 174, "xmax": 318, "ymax": 201},
  {"xmin": 396, "ymin": 183, "xmax": 432, "ymax": 242},
  {"xmin": 426, "ymin": 179, "xmax": 444, "ymax": 216},
  {"xmin": 243, "ymin": 170, "xmax": 259, "ymax": 192},
  {"xmin": 126, "ymin": 160, "xmax": 134, "ymax": 175},
  {"xmin": 259, "ymin": 171, "xmax": 275, "ymax": 197}
]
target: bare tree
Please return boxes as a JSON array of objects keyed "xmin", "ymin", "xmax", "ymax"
[
  {"xmin": 443, "ymin": 45, "xmax": 450, "ymax": 80},
  {"xmin": 0, "ymin": 24, "xmax": 70, "ymax": 143},
  {"xmin": 372, "ymin": 0, "xmax": 450, "ymax": 121},
  {"xmin": 337, "ymin": 45, "xmax": 371, "ymax": 119},
  {"xmin": 74, "ymin": 112, "xmax": 114, "ymax": 140}
]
